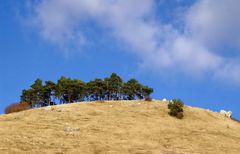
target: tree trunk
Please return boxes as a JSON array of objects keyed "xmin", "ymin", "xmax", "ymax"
[
  {"xmin": 68, "ymin": 95, "xmax": 71, "ymax": 103},
  {"xmin": 48, "ymin": 98, "xmax": 51, "ymax": 106}
]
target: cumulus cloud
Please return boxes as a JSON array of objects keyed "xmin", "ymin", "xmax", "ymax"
[{"xmin": 28, "ymin": 0, "xmax": 240, "ymax": 84}]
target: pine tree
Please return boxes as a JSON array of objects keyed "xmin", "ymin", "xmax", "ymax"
[
  {"xmin": 42, "ymin": 80, "xmax": 56, "ymax": 106},
  {"xmin": 104, "ymin": 73, "xmax": 123, "ymax": 100}
]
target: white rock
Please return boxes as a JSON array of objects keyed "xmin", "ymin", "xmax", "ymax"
[
  {"xmin": 44, "ymin": 106, "xmax": 53, "ymax": 111},
  {"xmin": 64, "ymin": 126, "xmax": 80, "ymax": 132},
  {"xmin": 162, "ymin": 98, "xmax": 168, "ymax": 102},
  {"xmin": 220, "ymin": 110, "xmax": 232, "ymax": 118},
  {"xmin": 226, "ymin": 111, "xmax": 233, "ymax": 117}
]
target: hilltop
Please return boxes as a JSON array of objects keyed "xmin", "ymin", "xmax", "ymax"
[{"xmin": 0, "ymin": 100, "xmax": 240, "ymax": 153}]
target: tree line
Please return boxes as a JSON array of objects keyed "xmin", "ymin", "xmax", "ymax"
[{"xmin": 21, "ymin": 73, "xmax": 153, "ymax": 107}]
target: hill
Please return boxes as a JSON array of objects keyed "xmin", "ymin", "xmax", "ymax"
[{"xmin": 0, "ymin": 100, "xmax": 240, "ymax": 153}]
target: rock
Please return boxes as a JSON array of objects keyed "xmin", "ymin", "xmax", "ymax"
[
  {"xmin": 64, "ymin": 126, "xmax": 80, "ymax": 132},
  {"xmin": 56, "ymin": 108, "xmax": 62, "ymax": 112},
  {"xmin": 44, "ymin": 106, "xmax": 53, "ymax": 111},
  {"xmin": 220, "ymin": 110, "xmax": 232, "ymax": 118},
  {"xmin": 55, "ymin": 107, "xmax": 67, "ymax": 112},
  {"xmin": 162, "ymin": 98, "xmax": 168, "ymax": 102}
]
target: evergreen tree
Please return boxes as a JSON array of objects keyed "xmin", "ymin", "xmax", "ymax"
[
  {"xmin": 55, "ymin": 77, "xmax": 86, "ymax": 103},
  {"xmin": 71, "ymin": 79, "xmax": 85, "ymax": 102},
  {"xmin": 21, "ymin": 79, "xmax": 47, "ymax": 106},
  {"xmin": 86, "ymin": 79, "xmax": 105, "ymax": 101},
  {"xmin": 55, "ymin": 76, "xmax": 68, "ymax": 104},
  {"xmin": 104, "ymin": 73, "xmax": 123, "ymax": 100},
  {"xmin": 141, "ymin": 85, "xmax": 153, "ymax": 98},
  {"xmin": 42, "ymin": 81, "xmax": 56, "ymax": 106},
  {"xmin": 123, "ymin": 79, "xmax": 139, "ymax": 100},
  {"xmin": 21, "ymin": 89, "xmax": 35, "ymax": 105},
  {"xmin": 31, "ymin": 79, "xmax": 44, "ymax": 104}
]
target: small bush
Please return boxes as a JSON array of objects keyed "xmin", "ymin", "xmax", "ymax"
[
  {"xmin": 144, "ymin": 96, "xmax": 152, "ymax": 101},
  {"xmin": 168, "ymin": 99, "xmax": 184, "ymax": 119},
  {"xmin": 5, "ymin": 102, "xmax": 30, "ymax": 114}
]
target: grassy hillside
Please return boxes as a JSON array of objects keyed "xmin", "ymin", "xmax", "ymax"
[{"xmin": 0, "ymin": 100, "xmax": 240, "ymax": 154}]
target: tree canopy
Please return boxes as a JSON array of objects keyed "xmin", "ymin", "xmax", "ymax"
[{"xmin": 21, "ymin": 73, "xmax": 153, "ymax": 107}]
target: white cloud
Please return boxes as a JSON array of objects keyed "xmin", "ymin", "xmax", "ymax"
[
  {"xmin": 28, "ymin": 0, "xmax": 240, "ymax": 84},
  {"xmin": 186, "ymin": 0, "xmax": 240, "ymax": 48}
]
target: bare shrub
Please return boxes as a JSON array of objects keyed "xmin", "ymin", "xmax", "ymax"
[
  {"xmin": 144, "ymin": 96, "xmax": 152, "ymax": 101},
  {"xmin": 5, "ymin": 102, "xmax": 30, "ymax": 114}
]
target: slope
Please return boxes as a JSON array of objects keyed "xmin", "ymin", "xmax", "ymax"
[{"xmin": 0, "ymin": 100, "xmax": 240, "ymax": 154}]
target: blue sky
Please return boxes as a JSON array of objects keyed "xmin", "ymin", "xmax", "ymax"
[{"xmin": 1, "ymin": 0, "xmax": 240, "ymax": 119}]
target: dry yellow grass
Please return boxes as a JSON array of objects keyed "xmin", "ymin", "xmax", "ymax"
[{"xmin": 0, "ymin": 100, "xmax": 240, "ymax": 154}]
